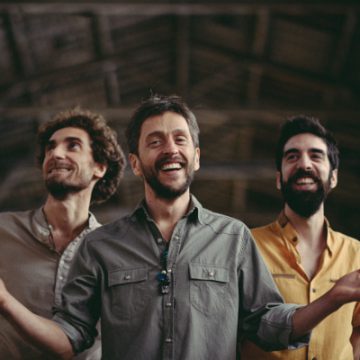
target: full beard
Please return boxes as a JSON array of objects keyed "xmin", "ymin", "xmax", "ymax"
[
  {"xmin": 141, "ymin": 156, "xmax": 195, "ymax": 200},
  {"xmin": 280, "ymin": 169, "xmax": 331, "ymax": 218},
  {"xmin": 45, "ymin": 172, "xmax": 91, "ymax": 200}
]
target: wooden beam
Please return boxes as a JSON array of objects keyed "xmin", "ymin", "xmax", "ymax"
[
  {"xmin": 1, "ymin": 107, "xmax": 360, "ymax": 125},
  {"xmin": 247, "ymin": 9, "xmax": 270, "ymax": 104},
  {"xmin": 176, "ymin": 15, "xmax": 190, "ymax": 98},
  {"xmin": 1, "ymin": 3, "xmax": 359, "ymax": 15}
]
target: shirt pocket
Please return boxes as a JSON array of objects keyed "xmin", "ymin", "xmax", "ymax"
[
  {"xmin": 189, "ymin": 263, "xmax": 229, "ymax": 315},
  {"xmin": 108, "ymin": 267, "xmax": 149, "ymax": 320}
]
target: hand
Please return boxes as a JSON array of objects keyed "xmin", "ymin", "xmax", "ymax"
[
  {"xmin": 0, "ymin": 278, "xmax": 12, "ymax": 311},
  {"xmin": 330, "ymin": 270, "xmax": 360, "ymax": 307}
]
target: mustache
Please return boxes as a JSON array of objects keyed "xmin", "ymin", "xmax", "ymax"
[
  {"xmin": 155, "ymin": 155, "xmax": 186, "ymax": 169},
  {"xmin": 46, "ymin": 160, "xmax": 73, "ymax": 172},
  {"xmin": 287, "ymin": 168, "xmax": 321, "ymax": 185}
]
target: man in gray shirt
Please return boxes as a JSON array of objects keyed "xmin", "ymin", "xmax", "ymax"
[
  {"xmin": 1, "ymin": 95, "xmax": 360, "ymax": 359},
  {"xmin": 0, "ymin": 108, "xmax": 126, "ymax": 359}
]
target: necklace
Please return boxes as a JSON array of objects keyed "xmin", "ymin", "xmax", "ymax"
[{"xmin": 156, "ymin": 248, "xmax": 170, "ymax": 295}]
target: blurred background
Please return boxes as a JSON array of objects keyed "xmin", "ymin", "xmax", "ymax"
[{"xmin": 0, "ymin": 0, "xmax": 359, "ymax": 238}]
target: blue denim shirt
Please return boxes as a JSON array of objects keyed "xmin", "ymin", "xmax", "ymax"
[{"xmin": 53, "ymin": 196, "xmax": 308, "ymax": 359}]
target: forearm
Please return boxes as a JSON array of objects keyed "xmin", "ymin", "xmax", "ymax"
[
  {"xmin": 350, "ymin": 326, "xmax": 360, "ymax": 360},
  {"xmin": 291, "ymin": 288, "xmax": 341, "ymax": 340},
  {"xmin": 1, "ymin": 289, "xmax": 74, "ymax": 359},
  {"xmin": 292, "ymin": 270, "xmax": 360, "ymax": 340}
]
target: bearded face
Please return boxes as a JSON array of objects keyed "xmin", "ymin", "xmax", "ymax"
[
  {"xmin": 42, "ymin": 127, "xmax": 104, "ymax": 201},
  {"xmin": 45, "ymin": 159, "xmax": 96, "ymax": 200},
  {"xmin": 280, "ymin": 168, "xmax": 332, "ymax": 218},
  {"xmin": 138, "ymin": 152, "xmax": 196, "ymax": 200},
  {"xmin": 130, "ymin": 112, "xmax": 200, "ymax": 201}
]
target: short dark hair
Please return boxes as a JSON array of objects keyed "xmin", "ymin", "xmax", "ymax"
[
  {"xmin": 125, "ymin": 94, "xmax": 200, "ymax": 154},
  {"xmin": 37, "ymin": 107, "xmax": 126, "ymax": 203},
  {"xmin": 275, "ymin": 115, "xmax": 339, "ymax": 171}
]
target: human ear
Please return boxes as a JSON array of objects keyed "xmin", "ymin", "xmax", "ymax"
[
  {"xmin": 94, "ymin": 163, "xmax": 107, "ymax": 180},
  {"xmin": 330, "ymin": 169, "xmax": 338, "ymax": 189},
  {"xmin": 276, "ymin": 171, "xmax": 282, "ymax": 190},
  {"xmin": 129, "ymin": 153, "xmax": 142, "ymax": 177},
  {"xmin": 194, "ymin": 148, "xmax": 200, "ymax": 171}
]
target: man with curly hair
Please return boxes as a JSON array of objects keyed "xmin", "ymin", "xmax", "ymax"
[
  {"xmin": 2, "ymin": 97, "xmax": 360, "ymax": 360},
  {"xmin": 0, "ymin": 107, "xmax": 126, "ymax": 359}
]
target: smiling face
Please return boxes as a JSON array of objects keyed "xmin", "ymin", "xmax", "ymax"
[
  {"xmin": 129, "ymin": 111, "xmax": 200, "ymax": 200},
  {"xmin": 277, "ymin": 133, "xmax": 338, "ymax": 217},
  {"xmin": 42, "ymin": 127, "xmax": 106, "ymax": 200}
]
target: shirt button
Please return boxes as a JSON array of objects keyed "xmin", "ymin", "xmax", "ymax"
[
  {"xmin": 124, "ymin": 275, "xmax": 131, "ymax": 280},
  {"xmin": 165, "ymin": 302, "xmax": 172, "ymax": 307},
  {"xmin": 157, "ymin": 238, "xmax": 162, "ymax": 244},
  {"xmin": 208, "ymin": 271, "xmax": 214, "ymax": 277},
  {"xmin": 312, "ymin": 288, "xmax": 316, "ymax": 293},
  {"xmin": 311, "ymin": 357, "xmax": 317, "ymax": 360},
  {"xmin": 165, "ymin": 338, "xmax": 172, "ymax": 343},
  {"xmin": 167, "ymin": 268, "xmax": 172, "ymax": 273}
]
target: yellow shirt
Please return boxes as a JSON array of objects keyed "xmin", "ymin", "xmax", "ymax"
[{"xmin": 241, "ymin": 213, "xmax": 360, "ymax": 360}]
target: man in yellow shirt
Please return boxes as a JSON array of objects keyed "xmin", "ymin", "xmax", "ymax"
[{"xmin": 241, "ymin": 115, "xmax": 360, "ymax": 360}]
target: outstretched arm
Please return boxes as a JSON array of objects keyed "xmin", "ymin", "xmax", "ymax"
[
  {"xmin": 292, "ymin": 269, "xmax": 360, "ymax": 340},
  {"xmin": 0, "ymin": 279, "xmax": 74, "ymax": 360},
  {"xmin": 350, "ymin": 326, "xmax": 360, "ymax": 360}
]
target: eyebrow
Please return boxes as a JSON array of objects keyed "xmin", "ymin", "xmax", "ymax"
[
  {"xmin": 145, "ymin": 128, "xmax": 188, "ymax": 139},
  {"xmin": 283, "ymin": 147, "xmax": 326, "ymax": 156},
  {"xmin": 46, "ymin": 136, "xmax": 84, "ymax": 147}
]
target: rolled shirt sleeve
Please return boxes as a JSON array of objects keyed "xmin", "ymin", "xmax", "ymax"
[
  {"xmin": 53, "ymin": 234, "xmax": 101, "ymax": 354},
  {"xmin": 238, "ymin": 228, "xmax": 310, "ymax": 351}
]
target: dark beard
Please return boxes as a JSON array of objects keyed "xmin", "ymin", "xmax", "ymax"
[
  {"xmin": 142, "ymin": 155, "xmax": 194, "ymax": 200},
  {"xmin": 146, "ymin": 172, "xmax": 193, "ymax": 199},
  {"xmin": 281, "ymin": 169, "xmax": 330, "ymax": 218},
  {"xmin": 45, "ymin": 179, "xmax": 87, "ymax": 200}
]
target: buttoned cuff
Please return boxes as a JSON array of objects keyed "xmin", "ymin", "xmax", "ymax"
[{"xmin": 53, "ymin": 314, "xmax": 95, "ymax": 354}]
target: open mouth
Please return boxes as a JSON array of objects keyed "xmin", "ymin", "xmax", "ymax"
[
  {"xmin": 295, "ymin": 177, "xmax": 315, "ymax": 185},
  {"xmin": 160, "ymin": 162, "xmax": 182, "ymax": 171},
  {"xmin": 47, "ymin": 163, "xmax": 73, "ymax": 175}
]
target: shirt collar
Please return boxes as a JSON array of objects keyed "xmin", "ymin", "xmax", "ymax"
[
  {"xmin": 131, "ymin": 194, "xmax": 202, "ymax": 224},
  {"xmin": 32, "ymin": 207, "xmax": 100, "ymax": 249},
  {"xmin": 276, "ymin": 211, "xmax": 333, "ymax": 255}
]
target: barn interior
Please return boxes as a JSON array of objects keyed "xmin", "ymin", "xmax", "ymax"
[{"xmin": 0, "ymin": 0, "xmax": 359, "ymax": 238}]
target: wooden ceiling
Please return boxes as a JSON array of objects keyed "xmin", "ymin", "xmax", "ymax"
[{"xmin": 0, "ymin": 1, "xmax": 359, "ymax": 238}]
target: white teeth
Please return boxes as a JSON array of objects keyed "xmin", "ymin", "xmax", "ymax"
[
  {"xmin": 161, "ymin": 163, "xmax": 181, "ymax": 171},
  {"xmin": 49, "ymin": 167, "xmax": 71, "ymax": 174},
  {"xmin": 296, "ymin": 177, "xmax": 314, "ymax": 185}
]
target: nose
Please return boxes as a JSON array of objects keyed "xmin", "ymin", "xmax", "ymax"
[
  {"xmin": 163, "ymin": 138, "xmax": 178, "ymax": 154},
  {"xmin": 47, "ymin": 144, "xmax": 66, "ymax": 160},
  {"xmin": 297, "ymin": 153, "xmax": 312, "ymax": 170}
]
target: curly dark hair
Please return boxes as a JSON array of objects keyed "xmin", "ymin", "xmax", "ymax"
[
  {"xmin": 37, "ymin": 107, "xmax": 126, "ymax": 203},
  {"xmin": 126, "ymin": 94, "xmax": 200, "ymax": 154}
]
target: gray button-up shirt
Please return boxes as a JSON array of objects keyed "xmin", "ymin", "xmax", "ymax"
[
  {"xmin": 0, "ymin": 207, "xmax": 101, "ymax": 360},
  {"xmin": 54, "ymin": 197, "xmax": 308, "ymax": 360}
]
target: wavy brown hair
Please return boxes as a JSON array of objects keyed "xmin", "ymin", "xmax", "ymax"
[{"xmin": 37, "ymin": 107, "xmax": 126, "ymax": 203}]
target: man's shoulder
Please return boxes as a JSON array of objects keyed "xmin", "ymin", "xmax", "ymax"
[
  {"xmin": 251, "ymin": 222, "xmax": 275, "ymax": 236},
  {"xmin": 249, "ymin": 222, "xmax": 280, "ymax": 248},
  {"xmin": 0, "ymin": 209, "xmax": 37, "ymax": 226},
  {"xmin": 330, "ymin": 228, "xmax": 360, "ymax": 248},
  {"xmin": 199, "ymin": 207, "xmax": 250, "ymax": 235},
  {"xmin": 84, "ymin": 213, "xmax": 134, "ymax": 242}
]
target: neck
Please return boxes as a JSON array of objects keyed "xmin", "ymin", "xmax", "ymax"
[
  {"xmin": 145, "ymin": 188, "xmax": 191, "ymax": 242},
  {"xmin": 43, "ymin": 193, "xmax": 91, "ymax": 252},
  {"xmin": 284, "ymin": 204, "xmax": 326, "ymax": 245}
]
